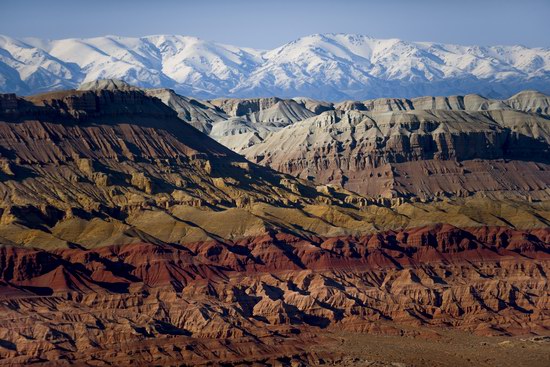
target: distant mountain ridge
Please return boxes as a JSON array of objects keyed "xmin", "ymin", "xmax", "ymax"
[{"xmin": 1, "ymin": 33, "xmax": 549, "ymax": 100}]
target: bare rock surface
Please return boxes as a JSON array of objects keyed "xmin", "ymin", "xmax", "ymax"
[
  {"xmin": 243, "ymin": 108, "xmax": 550, "ymax": 199},
  {"xmin": 3, "ymin": 86, "xmax": 549, "ymax": 250},
  {"xmin": 0, "ymin": 225, "xmax": 549, "ymax": 365}
]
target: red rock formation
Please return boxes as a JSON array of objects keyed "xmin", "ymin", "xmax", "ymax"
[{"xmin": 0, "ymin": 226, "xmax": 548, "ymax": 364}]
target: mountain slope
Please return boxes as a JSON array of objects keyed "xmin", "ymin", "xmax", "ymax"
[
  {"xmin": 0, "ymin": 33, "xmax": 549, "ymax": 100},
  {"xmin": 70, "ymin": 81, "xmax": 550, "ymax": 203},
  {"xmin": 243, "ymin": 108, "xmax": 550, "ymax": 199},
  {"xmin": 0, "ymin": 86, "xmax": 358, "ymax": 249},
  {"xmin": 66, "ymin": 81, "xmax": 550, "ymax": 202}
]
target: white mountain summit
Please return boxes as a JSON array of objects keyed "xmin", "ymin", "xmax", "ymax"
[{"xmin": 0, "ymin": 33, "xmax": 548, "ymax": 100}]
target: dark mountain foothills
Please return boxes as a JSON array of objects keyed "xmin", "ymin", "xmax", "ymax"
[{"xmin": 0, "ymin": 83, "xmax": 549, "ymax": 366}]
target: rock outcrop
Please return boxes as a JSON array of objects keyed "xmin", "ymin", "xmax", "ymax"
[
  {"xmin": 123, "ymin": 84, "xmax": 550, "ymax": 201},
  {"xmin": 333, "ymin": 90, "xmax": 550, "ymax": 114},
  {"xmin": 243, "ymin": 108, "xmax": 550, "ymax": 199},
  {"xmin": 0, "ymin": 87, "xmax": 354, "ymax": 249}
]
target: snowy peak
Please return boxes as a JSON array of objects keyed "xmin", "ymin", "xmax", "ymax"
[
  {"xmin": 265, "ymin": 33, "xmax": 378, "ymax": 61},
  {"xmin": 0, "ymin": 33, "xmax": 549, "ymax": 100}
]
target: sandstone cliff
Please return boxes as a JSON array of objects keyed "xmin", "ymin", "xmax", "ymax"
[{"xmin": 243, "ymin": 108, "xmax": 550, "ymax": 199}]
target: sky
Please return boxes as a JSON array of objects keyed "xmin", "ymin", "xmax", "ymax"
[{"xmin": 1, "ymin": 0, "xmax": 549, "ymax": 48}]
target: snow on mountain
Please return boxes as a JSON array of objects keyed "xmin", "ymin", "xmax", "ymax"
[{"xmin": 0, "ymin": 33, "xmax": 548, "ymax": 100}]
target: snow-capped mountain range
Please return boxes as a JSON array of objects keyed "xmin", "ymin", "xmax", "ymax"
[{"xmin": 1, "ymin": 33, "xmax": 549, "ymax": 100}]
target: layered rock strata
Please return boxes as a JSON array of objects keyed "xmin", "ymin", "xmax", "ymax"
[
  {"xmin": 243, "ymin": 108, "xmax": 550, "ymax": 199},
  {"xmin": 0, "ymin": 225, "xmax": 548, "ymax": 365}
]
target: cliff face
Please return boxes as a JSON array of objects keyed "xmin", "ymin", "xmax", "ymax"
[
  {"xmin": 4, "ymin": 88, "xmax": 549, "ymax": 251},
  {"xmin": 333, "ymin": 90, "xmax": 550, "ymax": 115},
  {"xmin": 0, "ymin": 88, "xmax": 351, "ymax": 249},
  {"xmin": 127, "ymin": 86, "xmax": 550, "ymax": 201},
  {"xmin": 243, "ymin": 108, "xmax": 550, "ymax": 199}
]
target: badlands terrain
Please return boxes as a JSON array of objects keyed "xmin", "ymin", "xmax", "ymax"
[
  {"xmin": 136, "ymin": 82, "xmax": 550, "ymax": 200},
  {"xmin": 0, "ymin": 82, "xmax": 548, "ymax": 365}
]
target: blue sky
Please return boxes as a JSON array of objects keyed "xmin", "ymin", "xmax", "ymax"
[{"xmin": 1, "ymin": 0, "xmax": 549, "ymax": 48}]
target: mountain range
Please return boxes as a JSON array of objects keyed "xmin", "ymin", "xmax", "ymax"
[{"xmin": 1, "ymin": 33, "xmax": 549, "ymax": 100}]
